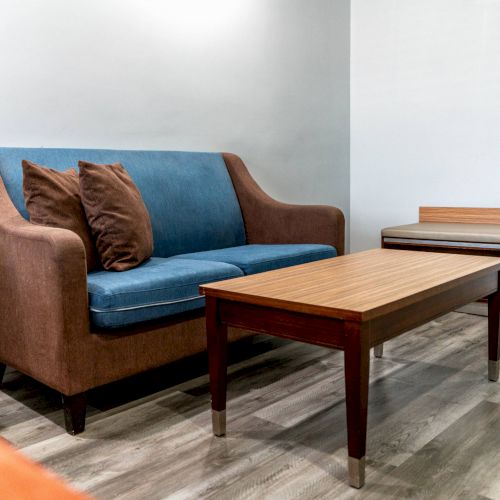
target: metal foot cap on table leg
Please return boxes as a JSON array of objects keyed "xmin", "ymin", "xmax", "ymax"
[
  {"xmin": 212, "ymin": 409, "xmax": 226, "ymax": 436},
  {"xmin": 374, "ymin": 344, "xmax": 384, "ymax": 358},
  {"xmin": 348, "ymin": 456, "xmax": 365, "ymax": 489},
  {"xmin": 489, "ymin": 360, "xmax": 499, "ymax": 382}
]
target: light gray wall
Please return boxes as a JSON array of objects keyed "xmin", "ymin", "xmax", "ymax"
[
  {"xmin": 351, "ymin": 0, "xmax": 500, "ymax": 251},
  {"xmin": 0, "ymin": 0, "xmax": 350, "ymax": 235}
]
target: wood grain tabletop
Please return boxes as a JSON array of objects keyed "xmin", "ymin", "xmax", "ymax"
[{"xmin": 200, "ymin": 248, "xmax": 500, "ymax": 321}]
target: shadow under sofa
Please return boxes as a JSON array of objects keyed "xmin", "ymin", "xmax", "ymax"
[{"xmin": 0, "ymin": 148, "xmax": 345, "ymax": 434}]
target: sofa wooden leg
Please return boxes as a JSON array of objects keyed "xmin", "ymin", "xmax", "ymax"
[
  {"xmin": 0, "ymin": 363, "xmax": 6, "ymax": 386},
  {"xmin": 62, "ymin": 393, "xmax": 87, "ymax": 435}
]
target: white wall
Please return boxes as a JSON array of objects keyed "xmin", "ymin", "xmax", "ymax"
[
  {"xmin": 0, "ymin": 0, "xmax": 350, "ymax": 227},
  {"xmin": 351, "ymin": 0, "xmax": 500, "ymax": 251}
]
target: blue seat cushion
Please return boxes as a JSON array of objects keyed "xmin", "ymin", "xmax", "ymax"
[
  {"xmin": 172, "ymin": 244, "xmax": 337, "ymax": 275},
  {"xmin": 87, "ymin": 257, "xmax": 243, "ymax": 329}
]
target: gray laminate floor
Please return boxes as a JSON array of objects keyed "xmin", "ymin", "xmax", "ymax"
[{"xmin": 1, "ymin": 308, "xmax": 500, "ymax": 499}]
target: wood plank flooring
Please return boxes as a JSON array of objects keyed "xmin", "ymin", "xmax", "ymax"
[{"xmin": 1, "ymin": 309, "xmax": 499, "ymax": 499}]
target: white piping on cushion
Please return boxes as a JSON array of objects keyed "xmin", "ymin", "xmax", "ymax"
[{"xmin": 89, "ymin": 294, "xmax": 203, "ymax": 313}]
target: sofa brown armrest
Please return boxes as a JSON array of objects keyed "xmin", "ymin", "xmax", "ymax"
[
  {"xmin": 223, "ymin": 153, "xmax": 345, "ymax": 255},
  {"xmin": 0, "ymin": 177, "xmax": 89, "ymax": 394}
]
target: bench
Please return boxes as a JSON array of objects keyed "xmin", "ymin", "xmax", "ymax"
[
  {"xmin": 379, "ymin": 207, "xmax": 500, "ymax": 357},
  {"xmin": 382, "ymin": 207, "xmax": 500, "ymax": 257}
]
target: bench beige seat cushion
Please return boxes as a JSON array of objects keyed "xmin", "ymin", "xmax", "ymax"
[{"xmin": 382, "ymin": 222, "xmax": 500, "ymax": 244}]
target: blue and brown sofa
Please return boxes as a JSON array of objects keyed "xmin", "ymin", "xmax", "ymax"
[{"xmin": 0, "ymin": 148, "xmax": 344, "ymax": 433}]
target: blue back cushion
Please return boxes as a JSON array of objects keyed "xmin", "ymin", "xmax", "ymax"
[{"xmin": 0, "ymin": 148, "xmax": 246, "ymax": 257}]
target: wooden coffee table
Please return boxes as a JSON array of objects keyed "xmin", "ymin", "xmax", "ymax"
[{"xmin": 200, "ymin": 248, "xmax": 500, "ymax": 488}]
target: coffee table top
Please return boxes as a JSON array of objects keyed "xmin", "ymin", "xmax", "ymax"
[{"xmin": 200, "ymin": 249, "xmax": 500, "ymax": 321}]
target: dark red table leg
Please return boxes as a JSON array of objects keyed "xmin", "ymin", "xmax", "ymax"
[
  {"xmin": 344, "ymin": 321, "xmax": 370, "ymax": 488},
  {"xmin": 206, "ymin": 296, "xmax": 228, "ymax": 436},
  {"xmin": 488, "ymin": 283, "xmax": 500, "ymax": 382}
]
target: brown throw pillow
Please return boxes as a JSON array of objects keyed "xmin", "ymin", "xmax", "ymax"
[
  {"xmin": 78, "ymin": 161, "xmax": 153, "ymax": 271},
  {"xmin": 22, "ymin": 160, "xmax": 99, "ymax": 271}
]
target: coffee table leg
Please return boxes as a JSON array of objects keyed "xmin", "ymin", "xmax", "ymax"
[
  {"xmin": 374, "ymin": 343, "xmax": 384, "ymax": 358},
  {"xmin": 206, "ymin": 296, "xmax": 228, "ymax": 436},
  {"xmin": 488, "ymin": 286, "xmax": 500, "ymax": 382},
  {"xmin": 344, "ymin": 321, "xmax": 370, "ymax": 489}
]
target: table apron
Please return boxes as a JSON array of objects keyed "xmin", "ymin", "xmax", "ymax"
[
  {"xmin": 215, "ymin": 271, "xmax": 498, "ymax": 350},
  {"xmin": 218, "ymin": 300, "xmax": 345, "ymax": 349},
  {"xmin": 369, "ymin": 272, "xmax": 498, "ymax": 345}
]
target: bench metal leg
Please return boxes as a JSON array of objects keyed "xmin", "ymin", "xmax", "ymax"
[{"xmin": 374, "ymin": 344, "xmax": 384, "ymax": 358}]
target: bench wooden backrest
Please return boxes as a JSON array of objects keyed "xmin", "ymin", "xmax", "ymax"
[{"xmin": 419, "ymin": 207, "xmax": 500, "ymax": 225}]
